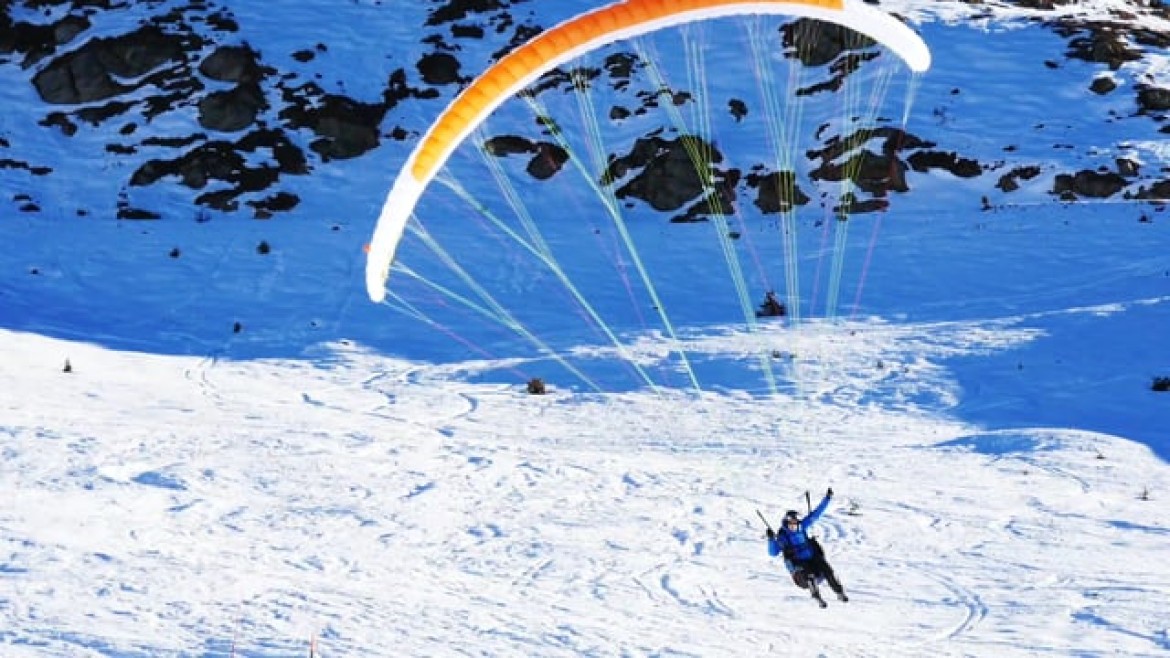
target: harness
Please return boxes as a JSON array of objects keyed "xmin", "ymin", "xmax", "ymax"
[{"xmin": 779, "ymin": 528, "xmax": 825, "ymax": 564}]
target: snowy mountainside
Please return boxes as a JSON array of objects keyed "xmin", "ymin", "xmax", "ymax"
[{"xmin": 0, "ymin": 0, "xmax": 1167, "ymax": 358}]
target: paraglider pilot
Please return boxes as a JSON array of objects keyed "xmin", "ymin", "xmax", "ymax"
[
  {"xmin": 756, "ymin": 291, "xmax": 786, "ymax": 318},
  {"xmin": 766, "ymin": 488, "xmax": 848, "ymax": 606}
]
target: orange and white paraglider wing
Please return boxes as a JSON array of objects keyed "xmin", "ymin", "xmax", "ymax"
[{"xmin": 364, "ymin": 0, "xmax": 930, "ymax": 303}]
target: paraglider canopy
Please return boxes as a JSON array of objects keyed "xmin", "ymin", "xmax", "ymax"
[{"xmin": 364, "ymin": 0, "xmax": 931, "ymax": 303}]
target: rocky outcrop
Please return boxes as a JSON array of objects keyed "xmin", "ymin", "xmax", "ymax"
[
  {"xmin": 745, "ymin": 170, "xmax": 811, "ymax": 214},
  {"xmin": 604, "ymin": 135, "xmax": 719, "ymax": 215},
  {"xmin": 483, "ymin": 135, "xmax": 569, "ymax": 180},
  {"xmin": 997, "ymin": 165, "xmax": 1042, "ymax": 192},
  {"xmin": 1136, "ymin": 85, "xmax": 1170, "ymax": 113},
  {"xmin": 32, "ymin": 26, "xmax": 186, "ymax": 105},
  {"xmin": 2, "ymin": 0, "xmax": 1168, "ymax": 223},
  {"xmin": 1131, "ymin": 180, "xmax": 1170, "ymax": 201},
  {"xmin": 2, "ymin": 0, "xmax": 443, "ymax": 217},
  {"xmin": 1053, "ymin": 170, "xmax": 1128, "ymax": 200}
]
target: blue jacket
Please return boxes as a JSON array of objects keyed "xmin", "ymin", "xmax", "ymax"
[{"xmin": 767, "ymin": 494, "xmax": 831, "ymax": 566}]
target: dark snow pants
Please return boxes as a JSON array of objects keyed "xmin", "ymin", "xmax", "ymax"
[{"xmin": 792, "ymin": 555, "xmax": 844, "ymax": 594}]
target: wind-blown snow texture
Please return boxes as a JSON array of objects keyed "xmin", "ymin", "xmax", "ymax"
[{"xmin": 2, "ymin": 1, "xmax": 1169, "ymax": 656}]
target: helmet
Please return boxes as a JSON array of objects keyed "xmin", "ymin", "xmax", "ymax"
[{"xmin": 784, "ymin": 510, "xmax": 800, "ymax": 522}]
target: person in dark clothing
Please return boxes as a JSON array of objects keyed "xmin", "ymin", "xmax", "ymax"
[
  {"xmin": 766, "ymin": 488, "xmax": 848, "ymax": 606},
  {"xmin": 756, "ymin": 291, "xmax": 786, "ymax": 318}
]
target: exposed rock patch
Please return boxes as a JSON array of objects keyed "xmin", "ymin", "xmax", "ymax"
[
  {"xmin": 745, "ymin": 169, "xmax": 811, "ymax": 213},
  {"xmin": 3, "ymin": 0, "xmax": 440, "ymax": 218},
  {"xmin": 1053, "ymin": 169, "xmax": 1128, "ymax": 200},
  {"xmin": 602, "ymin": 135, "xmax": 723, "ymax": 217},
  {"xmin": 483, "ymin": 134, "xmax": 569, "ymax": 180},
  {"xmin": 997, "ymin": 165, "xmax": 1042, "ymax": 192}
]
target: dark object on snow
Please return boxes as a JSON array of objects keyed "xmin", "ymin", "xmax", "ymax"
[
  {"xmin": 63, "ymin": 359, "xmax": 72, "ymax": 373},
  {"xmin": 756, "ymin": 291, "xmax": 787, "ymax": 318},
  {"xmin": 527, "ymin": 378, "xmax": 546, "ymax": 395}
]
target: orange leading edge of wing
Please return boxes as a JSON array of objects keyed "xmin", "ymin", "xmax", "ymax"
[{"xmin": 409, "ymin": 0, "xmax": 844, "ymax": 182}]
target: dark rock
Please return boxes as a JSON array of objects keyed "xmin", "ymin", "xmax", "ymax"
[
  {"xmin": 813, "ymin": 149, "xmax": 910, "ymax": 194},
  {"xmin": 0, "ymin": 13, "xmax": 90, "ymax": 67},
  {"xmin": 1056, "ymin": 22, "xmax": 1142, "ymax": 70},
  {"xmin": 193, "ymin": 189, "xmax": 239, "ymax": 212},
  {"xmin": 38, "ymin": 111, "xmax": 77, "ymax": 136},
  {"xmin": 76, "ymin": 99, "xmax": 134, "ymax": 125},
  {"xmin": 417, "ymin": 51, "xmax": 463, "ymax": 85},
  {"xmin": 1, "ymin": 158, "xmax": 52, "ymax": 176},
  {"xmin": 782, "ymin": 18, "xmax": 874, "ymax": 68},
  {"xmin": 131, "ymin": 140, "xmax": 244, "ymax": 189},
  {"xmin": 199, "ymin": 44, "xmax": 266, "ymax": 84},
  {"xmin": 117, "ymin": 206, "xmax": 162, "ymax": 220},
  {"xmin": 451, "ymin": 24, "xmax": 484, "ymax": 39},
  {"xmin": 483, "ymin": 134, "xmax": 535, "ymax": 157},
  {"xmin": 33, "ymin": 50, "xmax": 128, "ymax": 105},
  {"xmin": 907, "ymin": 150, "xmax": 983, "ymax": 178},
  {"xmin": 280, "ymin": 82, "xmax": 395, "ymax": 161},
  {"xmin": 526, "ymin": 142, "xmax": 569, "ymax": 180},
  {"xmin": 1116, "ymin": 158, "xmax": 1140, "ymax": 177},
  {"xmin": 306, "ymin": 97, "xmax": 386, "ymax": 160},
  {"xmin": 247, "ymin": 191, "xmax": 300, "ymax": 218},
  {"xmin": 1131, "ymin": 179, "xmax": 1170, "ymax": 201},
  {"xmin": 745, "ymin": 170, "xmax": 810, "ymax": 213},
  {"xmin": 671, "ymin": 188, "xmax": 736, "ymax": 223},
  {"xmin": 129, "ymin": 126, "xmax": 307, "ymax": 212},
  {"xmin": 238, "ymin": 128, "xmax": 309, "ymax": 175},
  {"xmin": 32, "ymin": 26, "xmax": 184, "ymax": 105},
  {"xmin": 728, "ymin": 98, "xmax": 747, "ymax": 122},
  {"xmin": 198, "ymin": 82, "xmax": 266, "ymax": 132},
  {"xmin": 602, "ymin": 52, "xmax": 640, "ymax": 93},
  {"xmin": 142, "ymin": 133, "xmax": 207, "ymax": 149},
  {"xmin": 837, "ymin": 192, "xmax": 888, "ymax": 215},
  {"xmin": 1088, "ymin": 76, "xmax": 1117, "ymax": 95},
  {"xmin": 1136, "ymin": 85, "xmax": 1170, "ymax": 112},
  {"xmin": 427, "ymin": 0, "xmax": 509, "ymax": 26},
  {"xmin": 206, "ymin": 12, "xmax": 239, "ymax": 33},
  {"xmin": 996, "ymin": 165, "xmax": 1042, "ymax": 192},
  {"xmin": 605, "ymin": 135, "xmax": 721, "ymax": 213},
  {"xmin": 806, "ymin": 127, "xmax": 922, "ymax": 196},
  {"xmin": 1052, "ymin": 169, "xmax": 1127, "ymax": 198},
  {"xmin": 526, "ymin": 65, "xmax": 600, "ymax": 97}
]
